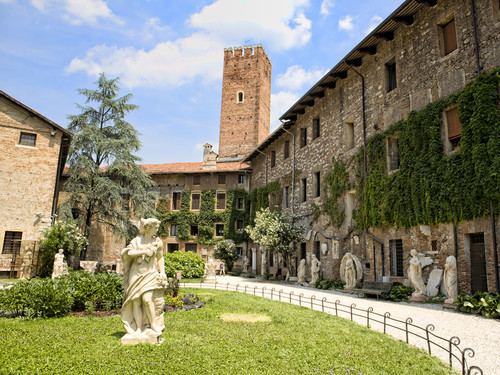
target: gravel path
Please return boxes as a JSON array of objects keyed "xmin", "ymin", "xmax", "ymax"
[{"xmin": 193, "ymin": 276, "xmax": 500, "ymax": 375}]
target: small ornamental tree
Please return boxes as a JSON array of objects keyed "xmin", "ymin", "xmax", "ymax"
[
  {"xmin": 62, "ymin": 73, "xmax": 156, "ymax": 250},
  {"xmin": 37, "ymin": 221, "xmax": 87, "ymax": 278},
  {"xmin": 164, "ymin": 251, "xmax": 205, "ymax": 279},
  {"xmin": 246, "ymin": 207, "xmax": 304, "ymax": 280},
  {"xmin": 213, "ymin": 239, "xmax": 239, "ymax": 272}
]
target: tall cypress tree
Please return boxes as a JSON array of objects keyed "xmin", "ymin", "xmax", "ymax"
[{"xmin": 62, "ymin": 73, "xmax": 156, "ymax": 254}]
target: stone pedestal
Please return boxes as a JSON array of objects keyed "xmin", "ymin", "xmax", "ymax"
[
  {"xmin": 409, "ymin": 294, "xmax": 427, "ymax": 303},
  {"xmin": 80, "ymin": 261, "xmax": 99, "ymax": 273},
  {"xmin": 121, "ymin": 329, "xmax": 163, "ymax": 345},
  {"xmin": 442, "ymin": 302, "xmax": 457, "ymax": 310}
]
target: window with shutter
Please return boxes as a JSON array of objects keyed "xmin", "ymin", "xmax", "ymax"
[{"xmin": 441, "ymin": 18, "xmax": 457, "ymax": 55}]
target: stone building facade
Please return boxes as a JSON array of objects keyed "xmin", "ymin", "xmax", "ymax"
[
  {"xmin": 0, "ymin": 90, "xmax": 71, "ymax": 277},
  {"xmin": 244, "ymin": 0, "xmax": 499, "ymax": 293}
]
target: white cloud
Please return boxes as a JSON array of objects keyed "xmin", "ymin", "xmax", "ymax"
[
  {"xmin": 275, "ymin": 65, "xmax": 327, "ymax": 91},
  {"xmin": 320, "ymin": 0, "xmax": 334, "ymax": 16},
  {"xmin": 30, "ymin": 0, "xmax": 122, "ymax": 25},
  {"xmin": 270, "ymin": 91, "xmax": 300, "ymax": 130},
  {"xmin": 67, "ymin": 0, "xmax": 313, "ymax": 88},
  {"xmin": 338, "ymin": 15, "xmax": 354, "ymax": 31},
  {"xmin": 366, "ymin": 15, "xmax": 383, "ymax": 33}
]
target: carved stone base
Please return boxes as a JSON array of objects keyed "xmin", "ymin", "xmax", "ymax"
[
  {"xmin": 121, "ymin": 329, "xmax": 162, "ymax": 345},
  {"xmin": 342, "ymin": 287, "xmax": 355, "ymax": 293},
  {"xmin": 442, "ymin": 300, "xmax": 457, "ymax": 310},
  {"xmin": 409, "ymin": 294, "xmax": 427, "ymax": 303}
]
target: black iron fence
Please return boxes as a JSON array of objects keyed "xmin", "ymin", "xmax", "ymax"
[{"xmin": 181, "ymin": 281, "xmax": 483, "ymax": 375}]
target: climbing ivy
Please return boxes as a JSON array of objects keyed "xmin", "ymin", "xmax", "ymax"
[
  {"xmin": 312, "ymin": 157, "xmax": 351, "ymax": 228},
  {"xmin": 157, "ymin": 189, "xmax": 249, "ymax": 245},
  {"xmin": 355, "ymin": 68, "xmax": 500, "ymax": 229},
  {"xmin": 249, "ymin": 179, "xmax": 282, "ymax": 223}
]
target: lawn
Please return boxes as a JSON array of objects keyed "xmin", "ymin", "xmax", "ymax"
[{"xmin": 0, "ymin": 288, "xmax": 453, "ymax": 375}]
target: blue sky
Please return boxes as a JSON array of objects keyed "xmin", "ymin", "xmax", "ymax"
[{"xmin": 0, "ymin": 0, "xmax": 403, "ymax": 164}]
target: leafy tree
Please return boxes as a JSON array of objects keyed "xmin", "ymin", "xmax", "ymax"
[
  {"xmin": 37, "ymin": 221, "xmax": 87, "ymax": 278},
  {"xmin": 213, "ymin": 239, "xmax": 239, "ymax": 272},
  {"xmin": 246, "ymin": 208, "xmax": 304, "ymax": 280},
  {"xmin": 62, "ymin": 73, "xmax": 156, "ymax": 250}
]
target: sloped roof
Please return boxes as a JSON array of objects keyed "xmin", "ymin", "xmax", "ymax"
[{"xmin": 140, "ymin": 161, "xmax": 250, "ymax": 174}]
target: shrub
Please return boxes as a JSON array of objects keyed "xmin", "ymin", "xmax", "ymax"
[
  {"xmin": 386, "ymin": 285, "xmax": 413, "ymax": 302},
  {"xmin": 0, "ymin": 278, "xmax": 73, "ymax": 318},
  {"xmin": 60, "ymin": 271, "xmax": 123, "ymax": 311},
  {"xmin": 165, "ymin": 277, "xmax": 180, "ymax": 298},
  {"xmin": 164, "ymin": 251, "xmax": 205, "ymax": 278},
  {"xmin": 314, "ymin": 278, "xmax": 344, "ymax": 290},
  {"xmin": 213, "ymin": 239, "xmax": 238, "ymax": 272},
  {"xmin": 456, "ymin": 292, "xmax": 500, "ymax": 319},
  {"xmin": 37, "ymin": 221, "xmax": 87, "ymax": 278}
]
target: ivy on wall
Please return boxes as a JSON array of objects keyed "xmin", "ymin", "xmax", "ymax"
[
  {"xmin": 354, "ymin": 68, "xmax": 500, "ymax": 229},
  {"xmin": 156, "ymin": 189, "xmax": 249, "ymax": 245},
  {"xmin": 249, "ymin": 179, "xmax": 282, "ymax": 223}
]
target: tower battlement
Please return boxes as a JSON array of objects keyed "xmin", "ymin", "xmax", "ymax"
[{"xmin": 223, "ymin": 44, "xmax": 271, "ymax": 65}]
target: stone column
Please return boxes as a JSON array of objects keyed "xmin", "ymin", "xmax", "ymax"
[{"xmin": 251, "ymin": 248, "xmax": 257, "ymax": 273}]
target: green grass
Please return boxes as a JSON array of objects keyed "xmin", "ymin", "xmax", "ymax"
[{"xmin": 0, "ymin": 288, "xmax": 453, "ymax": 375}]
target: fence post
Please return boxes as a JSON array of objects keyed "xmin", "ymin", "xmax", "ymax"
[
  {"xmin": 271, "ymin": 288, "xmax": 275, "ymax": 300},
  {"xmin": 253, "ymin": 286, "xmax": 257, "ymax": 295},
  {"xmin": 299, "ymin": 293, "xmax": 304, "ymax": 306},
  {"xmin": 311, "ymin": 295, "xmax": 316, "ymax": 310},
  {"xmin": 226, "ymin": 282, "xmax": 229, "ymax": 290},
  {"xmin": 279, "ymin": 289, "xmax": 283, "ymax": 302},
  {"xmin": 350, "ymin": 303, "xmax": 356, "ymax": 321},
  {"xmin": 425, "ymin": 324, "xmax": 435, "ymax": 355},
  {"xmin": 462, "ymin": 348, "xmax": 475, "ymax": 375},
  {"xmin": 289, "ymin": 291, "xmax": 294, "ymax": 304},
  {"xmin": 405, "ymin": 318, "xmax": 413, "ymax": 344},
  {"xmin": 366, "ymin": 307, "xmax": 373, "ymax": 327},
  {"xmin": 449, "ymin": 336, "xmax": 460, "ymax": 369},
  {"xmin": 321, "ymin": 297, "xmax": 327, "ymax": 312},
  {"xmin": 335, "ymin": 300, "xmax": 340, "ymax": 316},
  {"xmin": 383, "ymin": 312, "xmax": 390, "ymax": 334},
  {"xmin": 262, "ymin": 286, "xmax": 266, "ymax": 298}
]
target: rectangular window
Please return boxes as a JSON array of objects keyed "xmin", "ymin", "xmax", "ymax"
[
  {"xmin": 236, "ymin": 220, "xmax": 244, "ymax": 232},
  {"xmin": 19, "ymin": 132, "xmax": 36, "ymax": 147},
  {"xmin": 387, "ymin": 137, "xmax": 400, "ymax": 172},
  {"xmin": 172, "ymin": 192, "xmax": 181, "ymax": 210},
  {"xmin": 215, "ymin": 223, "xmax": 224, "ymax": 237},
  {"xmin": 190, "ymin": 225, "xmax": 198, "ymax": 236},
  {"xmin": 389, "ymin": 239, "xmax": 404, "ymax": 277},
  {"xmin": 238, "ymin": 174, "xmax": 245, "ymax": 184},
  {"xmin": 345, "ymin": 122, "xmax": 354, "ymax": 150},
  {"xmin": 446, "ymin": 107, "xmax": 461, "ymax": 147},
  {"xmin": 284, "ymin": 140, "xmax": 290, "ymax": 159},
  {"xmin": 385, "ymin": 60, "xmax": 397, "ymax": 92},
  {"xmin": 283, "ymin": 186, "xmax": 289, "ymax": 208},
  {"xmin": 441, "ymin": 18, "xmax": 457, "ymax": 55},
  {"xmin": 167, "ymin": 243, "xmax": 179, "ymax": 253},
  {"xmin": 312, "ymin": 118, "xmax": 320, "ymax": 139},
  {"xmin": 300, "ymin": 178, "xmax": 307, "ymax": 202},
  {"xmin": 192, "ymin": 175, "xmax": 201, "ymax": 186},
  {"xmin": 300, "ymin": 128, "xmax": 307, "ymax": 148},
  {"xmin": 216, "ymin": 193, "xmax": 226, "ymax": 210},
  {"xmin": 271, "ymin": 150, "xmax": 276, "ymax": 168},
  {"xmin": 237, "ymin": 197, "xmax": 245, "ymax": 210},
  {"xmin": 218, "ymin": 174, "xmax": 226, "ymax": 185},
  {"xmin": 2, "ymin": 231, "xmax": 22, "ymax": 255},
  {"xmin": 185, "ymin": 243, "xmax": 198, "ymax": 253},
  {"xmin": 345, "ymin": 191, "xmax": 356, "ymax": 227},
  {"xmin": 313, "ymin": 171, "xmax": 321, "ymax": 198},
  {"xmin": 170, "ymin": 224, "xmax": 178, "ymax": 237},
  {"xmin": 191, "ymin": 193, "xmax": 200, "ymax": 210}
]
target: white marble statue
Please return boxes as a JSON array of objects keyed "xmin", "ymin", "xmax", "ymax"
[
  {"xmin": 340, "ymin": 252, "xmax": 363, "ymax": 291},
  {"xmin": 242, "ymin": 256, "xmax": 249, "ymax": 273},
  {"xmin": 444, "ymin": 255, "xmax": 458, "ymax": 305},
  {"xmin": 310, "ymin": 254, "xmax": 321, "ymax": 284},
  {"xmin": 52, "ymin": 249, "xmax": 68, "ymax": 279},
  {"xmin": 20, "ymin": 251, "xmax": 32, "ymax": 280},
  {"xmin": 121, "ymin": 218, "xmax": 167, "ymax": 345},
  {"xmin": 408, "ymin": 249, "xmax": 433, "ymax": 298},
  {"xmin": 297, "ymin": 259, "xmax": 307, "ymax": 284},
  {"xmin": 261, "ymin": 251, "xmax": 267, "ymax": 276}
]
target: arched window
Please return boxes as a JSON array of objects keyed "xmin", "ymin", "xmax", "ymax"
[{"xmin": 237, "ymin": 91, "xmax": 244, "ymax": 103}]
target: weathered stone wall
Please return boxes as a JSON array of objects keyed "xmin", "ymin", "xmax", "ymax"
[
  {"xmin": 218, "ymin": 45, "xmax": 271, "ymax": 159},
  {"xmin": 248, "ymin": 0, "xmax": 500, "ymax": 291},
  {"xmin": 0, "ymin": 96, "xmax": 65, "ymax": 273}
]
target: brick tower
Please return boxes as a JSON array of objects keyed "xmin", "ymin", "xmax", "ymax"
[{"xmin": 218, "ymin": 44, "xmax": 271, "ymax": 161}]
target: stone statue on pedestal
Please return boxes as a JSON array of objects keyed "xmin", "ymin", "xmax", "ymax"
[
  {"xmin": 310, "ymin": 254, "xmax": 321, "ymax": 285},
  {"xmin": 52, "ymin": 249, "xmax": 68, "ymax": 279},
  {"xmin": 340, "ymin": 252, "xmax": 363, "ymax": 291},
  {"xmin": 408, "ymin": 249, "xmax": 433, "ymax": 302},
  {"xmin": 121, "ymin": 218, "xmax": 167, "ymax": 345},
  {"xmin": 444, "ymin": 255, "xmax": 458, "ymax": 307},
  {"xmin": 297, "ymin": 259, "xmax": 306, "ymax": 284}
]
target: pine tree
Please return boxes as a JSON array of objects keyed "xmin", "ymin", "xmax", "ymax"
[{"xmin": 62, "ymin": 73, "xmax": 156, "ymax": 254}]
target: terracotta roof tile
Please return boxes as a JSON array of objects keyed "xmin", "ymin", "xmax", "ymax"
[{"xmin": 141, "ymin": 161, "xmax": 249, "ymax": 174}]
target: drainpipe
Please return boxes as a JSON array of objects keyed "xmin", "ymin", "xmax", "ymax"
[
  {"xmin": 491, "ymin": 200, "xmax": 499, "ymax": 292},
  {"xmin": 281, "ymin": 122, "xmax": 295, "ymax": 216},
  {"xmin": 255, "ymin": 149, "xmax": 268, "ymax": 186},
  {"xmin": 344, "ymin": 60, "xmax": 368, "ymax": 259},
  {"xmin": 470, "ymin": 0, "xmax": 481, "ymax": 76},
  {"xmin": 51, "ymin": 134, "xmax": 66, "ymax": 225}
]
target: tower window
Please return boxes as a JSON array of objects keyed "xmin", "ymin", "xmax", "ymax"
[
  {"xmin": 300, "ymin": 178, "xmax": 307, "ymax": 202},
  {"xmin": 440, "ymin": 17, "xmax": 457, "ymax": 55},
  {"xmin": 237, "ymin": 91, "xmax": 244, "ymax": 103},
  {"xmin": 312, "ymin": 118, "xmax": 320, "ymax": 140},
  {"xmin": 300, "ymin": 128, "xmax": 307, "ymax": 148},
  {"xmin": 284, "ymin": 140, "xmax": 290, "ymax": 159},
  {"xmin": 313, "ymin": 171, "xmax": 321, "ymax": 198},
  {"xmin": 345, "ymin": 122, "xmax": 355, "ymax": 150},
  {"xmin": 385, "ymin": 60, "xmax": 397, "ymax": 92}
]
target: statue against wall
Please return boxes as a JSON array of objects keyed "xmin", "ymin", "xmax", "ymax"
[
  {"xmin": 121, "ymin": 218, "xmax": 167, "ymax": 345},
  {"xmin": 408, "ymin": 249, "xmax": 433, "ymax": 302},
  {"xmin": 297, "ymin": 259, "xmax": 307, "ymax": 284},
  {"xmin": 52, "ymin": 249, "xmax": 68, "ymax": 279},
  {"xmin": 242, "ymin": 256, "xmax": 249, "ymax": 273},
  {"xmin": 310, "ymin": 254, "xmax": 321, "ymax": 285},
  {"xmin": 340, "ymin": 252, "xmax": 363, "ymax": 291},
  {"xmin": 444, "ymin": 255, "xmax": 458, "ymax": 306},
  {"xmin": 20, "ymin": 250, "xmax": 32, "ymax": 280},
  {"xmin": 261, "ymin": 251, "xmax": 267, "ymax": 276}
]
